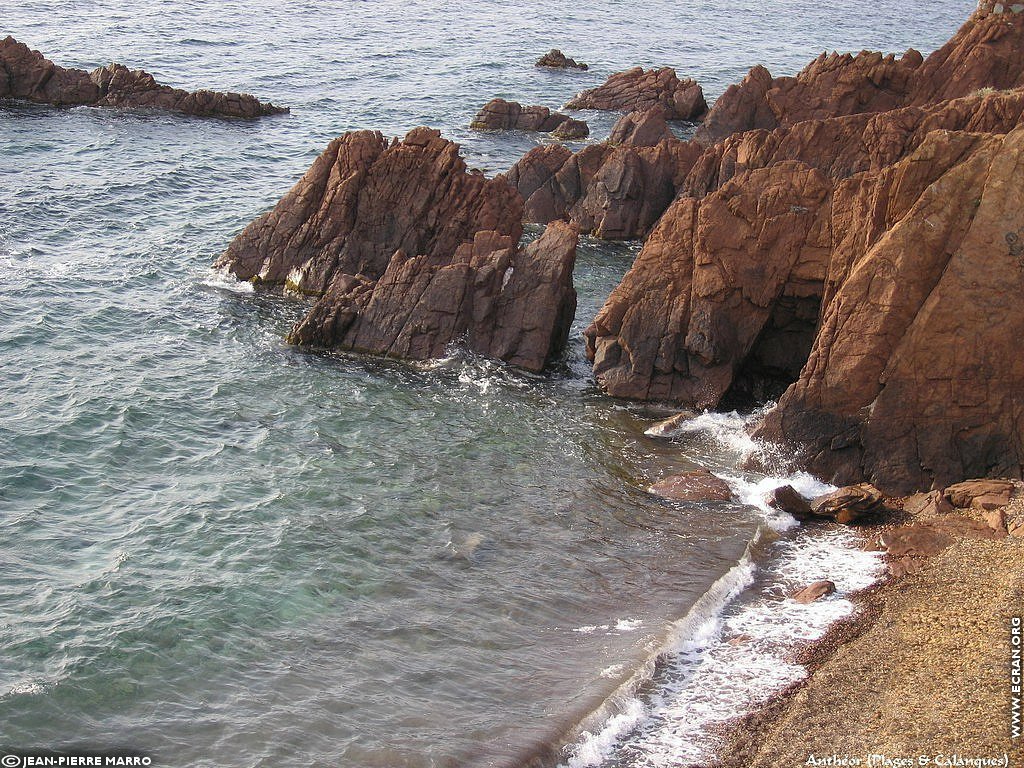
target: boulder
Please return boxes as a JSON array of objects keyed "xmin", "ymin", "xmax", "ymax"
[
  {"xmin": 880, "ymin": 515, "xmax": 1004, "ymax": 557},
  {"xmin": 644, "ymin": 410, "xmax": 699, "ymax": 438},
  {"xmin": 647, "ymin": 469, "xmax": 734, "ymax": 502},
  {"xmin": 217, "ymin": 127, "xmax": 578, "ymax": 373},
  {"xmin": 565, "ymin": 66, "xmax": 707, "ymax": 121},
  {"xmin": 0, "ymin": 36, "xmax": 286, "ymax": 117},
  {"xmin": 536, "ymin": 49, "xmax": 588, "ymax": 70},
  {"xmin": 809, "ymin": 483, "xmax": 885, "ymax": 525},
  {"xmin": 903, "ymin": 490, "xmax": 955, "ymax": 518},
  {"xmin": 791, "ymin": 580, "xmax": 836, "ymax": 604},
  {"xmin": 768, "ymin": 485, "xmax": 814, "ymax": 520},
  {"xmin": 470, "ymin": 98, "xmax": 588, "ymax": 137},
  {"xmin": 943, "ymin": 479, "xmax": 1014, "ymax": 510},
  {"xmin": 982, "ymin": 508, "xmax": 1008, "ymax": 534}
]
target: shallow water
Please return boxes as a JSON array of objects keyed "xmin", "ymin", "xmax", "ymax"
[{"xmin": 1, "ymin": 1, "xmax": 972, "ymax": 765}]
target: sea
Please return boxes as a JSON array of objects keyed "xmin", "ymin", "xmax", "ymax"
[{"xmin": 0, "ymin": 1, "xmax": 974, "ymax": 766}]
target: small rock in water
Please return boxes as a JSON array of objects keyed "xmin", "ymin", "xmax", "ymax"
[
  {"xmin": 535, "ymin": 49, "xmax": 588, "ymax": 70},
  {"xmin": 791, "ymin": 580, "xmax": 836, "ymax": 604},
  {"xmin": 768, "ymin": 484, "xmax": 814, "ymax": 521},
  {"xmin": 647, "ymin": 469, "xmax": 733, "ymax": 502},
  {"xmin": 644, "ymin": 410, "xmax": 698, "ymax": 438}
]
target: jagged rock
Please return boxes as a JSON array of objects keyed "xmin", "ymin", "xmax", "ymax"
[
  {"xmin": 0, "ymin": 36, "xmax": 286, "ymax": 117},
  {"xmin": 609, "ymin": 106, "xmax": 675, "ymax": 146},
  {"xmin": 791, "ymin": 580, "xmax": 836, "ymax": 604},
  {"xmin": 470, "ymin": 98, "xmax": 588, "ymax": 137},
  {"xmin": 644, "ymin": 410, "xmax": 699, "ymax": 438},
  {"xmin": 565, "ymin": 66, "xmax": 707, "ymax": 120},
  {"xmin": 810, "ymin": 483, "xmax": 886, "ymax": 525},
  {"xmin": 943, "ymin": 479, "xmax": 1014, "ymax": 510},
  {"xmin": 503, "ymin": 133, "xmax": 702, "ymax": 239},
  {"xmin": 218, "ymin": 127, "xmax": 578, "ymax": 373},
  {"xmin": 695, "ymin": 50, "xmax": 921, "ymax": 146},
  {"xmin": 768, "ymin": 485, "xmax": 814, "ymax": 520},
  {"xmin": 288, "ymin": 221, "xmax": 578, "ymax": 373},
  {"xmin": 583, "ymin": 161, "xmax": 831, "ymax": 403},
  {"xmin": 904, "ymin": 490, "xmax": 954, "ymax": 518},
  {"xmin": 535, "ymin": 49, "xmax": 588, "ymax": 70},
  {"xmin": 754, "ymin": 127, "xmax": 1024, "ymax": 493},
  {"xmin": 647, "ymin": 469, "xmax": 734, "ymax": 502},
  {"xmin": 982, "ymin": 508, "xmax": 1008, "ymax": 534}
]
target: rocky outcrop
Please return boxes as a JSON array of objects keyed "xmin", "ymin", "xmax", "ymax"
[
  {"xmin": 470, "ymin": 98, "xmax": 588, "ymax": 138},
  {"xmin": 0, "ymin": 36, "xmax": 286, "ymax": 117},
  {"xmin": 753, "ymin": 127, "xmax": 1024, "ymax": 493},
  {"xmin": 288, "ymin": 221, "xmax": 578, "ymax": 372},
  {"xmin": 809, "ymin": 483, "xmax": 885, "ymax": 524},
  {"xmin": 503, "ymin": 107, "xmax": 702, "ymax": 239},
  {"xmin": 218, "ymin": 127, "xmax": 578, "ymax": 373},
  {"xmin": 584, "ymin": 160, "xmax": 832, "ymax": 403},
  {"xmin": 565, "ymin": 66, "xmax": 707, "ymax": 121},
  {"xmin": 647, "ymin": 469, "xmax": 734, "ymax": 501},
  {"xmin": 535, "ymin": 49, "xmax": 588, "ymax": 70},
  {"xmin": 695, "ymin": 50, "xmax": 922, "ymax": 145}
]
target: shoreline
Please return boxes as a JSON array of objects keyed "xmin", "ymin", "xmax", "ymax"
[{"xmin": 712, "ymin": 491, "xmax": 1024, "ymax": 767}]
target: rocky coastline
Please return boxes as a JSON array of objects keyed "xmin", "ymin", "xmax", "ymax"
[{"xmin": 0, "ymin": 36, "xmax": 287, "ymax": 117}]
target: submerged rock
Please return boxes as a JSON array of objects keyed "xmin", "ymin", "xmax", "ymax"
[
  {"xmin": 470, "ymin": 98, "xmax": 589, "ymax": 137},
  {"xmin": 791, "ymin": 580, "xmax": 836, "ymax": 604},
  {"xmin": 565, "ymin": 66, "xmax": 707, "ymax": 121},
  {"xmin": 647, "ymin": 469, "xmax": 734, "ymax": 502},
  {"xmin": 0, "ymin": 36, "xmax": 286, "ymax": 117},
  {"xmin": 218, "ymin": 127, "xmax": 578, "ymax": 373},
  {"xmin": 535, "ymin": 49, "xmax": 588, "ymax": 70},
  {"xmin": 644, "ymin": 410, "xmax": 699, "ymax": 438}
]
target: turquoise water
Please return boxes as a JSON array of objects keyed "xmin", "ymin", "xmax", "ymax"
[{"xmin": 1, "ymin": 1, "xmax": 973, "ymax": 765}]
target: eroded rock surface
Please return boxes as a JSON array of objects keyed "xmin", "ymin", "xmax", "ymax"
[
  {"xmin": 535, "ymin": 49, "xmax": 588, "ymax": 70},
  {"xmin": 0, "ymin": 36, "xmax": 286, "ymax": 117},
  {"xmin": 218, "ymin": 128, "xmax": 578, "ymax": 373},
  {"xmin": 565, "ymin": 66, "xmax": 707, "ymax": 121}
]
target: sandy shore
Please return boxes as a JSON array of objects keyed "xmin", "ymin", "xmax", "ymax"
[{"xmin": 715, "ymin": 490, "xmax": 1024, "ymax": 767}]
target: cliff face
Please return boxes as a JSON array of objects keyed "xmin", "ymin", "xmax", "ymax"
[
  {"xmin": 218, "ymin": 128, "xmax": 578, "ymax": 373},
  {"xmin": 585, "ymin": 2, "xmax": 1024, "ymax": 492},
  {"xmin": 0, "ymin": 36, "xmax": 286, "ymax": 117}
]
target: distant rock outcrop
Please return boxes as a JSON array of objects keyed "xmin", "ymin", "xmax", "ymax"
[
  {"xmin": 470, "ymin": 98, "xmax": 588, "ymax": 138},
  {"xmin": 535, "ymin": 49, "xmax": 588, "ymax": 70},
  {"xmin": 0, "ymin": 36, "xmax": 286, "ymax": 117},
  {"xmin": 565, "ymin": 66, "xmax": 707, "ymax": 121},
  {"xmin": 218, "ymin": 127, "xmax": 578, "ymax": 373}
]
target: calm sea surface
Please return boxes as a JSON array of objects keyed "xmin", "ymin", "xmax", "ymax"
[{"xmin": 1, "ymin": 1, "xmax": 972, "ymax": 765}]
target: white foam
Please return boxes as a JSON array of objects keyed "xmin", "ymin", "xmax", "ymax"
[
  {"xmin": 614, "ymin": 618, "xmax": 642, "ymax": 632},
  {"xmin": 200, "ymin": 265, "xmax": 254, "ymax": 293}
]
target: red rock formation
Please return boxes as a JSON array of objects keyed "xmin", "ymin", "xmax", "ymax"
[
  {"xmin": 470, "ymin": 98, "xmax": 589, "ymax": 138},
  {"xmin": 503, "ymin": 108, "xmax": 702, "ymax": 239},
  {"xmin": 583, "ymin": 161, "xmax": 832, "ymax": 404},
  {"xmin": 535, "ymin": 49, "xmax": 588, "ymax": 71},
  {"xmin": 218, "ymin": 128, "xmax": 578, "ymax": 373},
  {"xmin": 0, "ymin": 36, "xmax": 286, "ymax": 117},
  {"xmin": 754, "ymin": 128, "xmax": 1024, "ymax": 493},
  {"xmin": 695, "ymin": 50, "xmax": 922, "ymax": 145},
  {"xmin": 288, "ymin": 221, "xmax": 578, "ymax": 372},
  {"xmin": 565, "ymin": 66, "xmax": 707, "ymax": 121},
  {"xmin": 647, "ymin": 469, "xmax": 734, "ymax": 501}
]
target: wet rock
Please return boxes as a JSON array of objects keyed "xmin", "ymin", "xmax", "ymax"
[
  {"xmin": 218, "ymin": 127, "xmax": 577, "ymax": 373},
  {"xmin": 791, "ymin": 580, "xmax": 836, "ymax": 604},
  {"xmin": 943, "ymin": 479, "xmax": 1014, "ymax": 510},
  {"xmin": 470, "ymin": 98, "xmax": 588, "ymax": 137},
  {"xmin": 609, "ymin": 106, "xmax": 675, "ymax": 146},
  {"xmin": 535, "ymin": 49, "xmax": 588, "ymax": 70},
  {"xmin": 809, "ymin": 483, "xmax": 886, "ymax": 525},
  {"xmin": 644, "ymin": 410, "xmax": 699, "ymax": 438},
  {"xmin": 768, "ymin": 485, "xmax": 814, "ymax": 521},
  {"xmin": 0, "ymin": 36, "xmax": 286, "ymax": 117},
  {"xmin": 647, "ymin": 469, "xmax": 734, "ymax": 502},
  {"xmin": 565, "ymin": 66, "xmax": 707, "ymax": 121}
]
